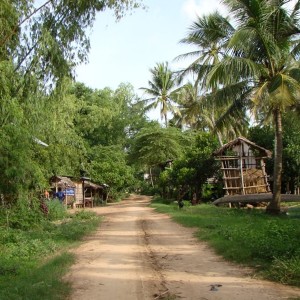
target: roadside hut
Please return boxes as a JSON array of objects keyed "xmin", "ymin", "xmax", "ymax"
[
  {"xmin": 50, "ymin": 176, "xmax": 108, "ymax": 208},
  {"xmin": 213, "ymin": 137, "xmax": 272, "ymax": 199},
  {"xmin": 50, "ymin": 175, "xmax": 76, "ymax": 208},
  {"xmin": 83, "ymin": 180, "xmax": 104, "ymax": 207}
]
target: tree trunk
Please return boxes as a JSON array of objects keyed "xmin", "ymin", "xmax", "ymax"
[
  {"xmin": 149, "ymin": 167, "xmax": 154, "ymax": 188},
  {"xmin": 266, "ymin": 108, "xmax": 282, "ymax": 214},
  {"xmin": 216, "ymin": 130, "xmax": 224, "ymax": 146}
]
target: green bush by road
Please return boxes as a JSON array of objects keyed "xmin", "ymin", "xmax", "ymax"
[{"xmin": 0, "ymin": 202, "xmax": 101, "ymax": 300}]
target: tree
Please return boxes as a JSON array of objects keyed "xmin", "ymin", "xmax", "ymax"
[
  {"xmin": 176, "ymin": 12, "xmax": 233, "ymax": 89},
  {"xmin": 88, "ymin": 145, "xmax": 135, "ymax": 198},
  {"xmin": 1, "ymin": 0, "xmax": 144, "ymax": 87},
  {"xmin": 207, "ymin": 0, "xmax": 300, "ymax": 213},
  {"xmin": 281, "ymin": 111, "xmax": 300, "ymax": 194},
  {"xmin": 0, "ymin": 0, "xmax": 144, "ymax": 201},
  {"xmin": 128, "ymin": 124, "xmax": 186, "ymax": 186},
  {"xmin": 158, "ymin": 131, "xmax": 219, "ymax": 200},
  {"xmin": 171, "ymin": 83, "xmax": 248, "ymax": 145},
  {"xmin": 175, "ymin": 12, "xmax": 248, "ymax": 144},
  {"xmin": 139, "ymin": 62, "xmax": 180, "ymax": 127}
]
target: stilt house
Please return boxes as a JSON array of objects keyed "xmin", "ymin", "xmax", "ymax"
[{"xmin": 213, "ymin": 137, "xmax": 272, "ymax": 197}]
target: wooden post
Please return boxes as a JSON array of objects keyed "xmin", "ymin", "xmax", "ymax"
[
  {"xmin": 240, "ymin": 144, "xmax": 245, "ymax": 195},
  {"xmin": 65, "ymin": 185, "xmax": 67, "ymax": 209},
  {"xmin": 82, "ymin": 179, "xmax": 85, "ymax": 208}
]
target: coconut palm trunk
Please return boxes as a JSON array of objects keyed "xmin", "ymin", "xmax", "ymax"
[{"xmin": 267, "ymin": 108, "xmax": 283, "ymax": 214}]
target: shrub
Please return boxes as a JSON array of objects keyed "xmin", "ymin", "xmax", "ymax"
[
  {"xmin": 45, "ymin": 199, "xmax": 67, "ymax": 221},
  {"xmin": 8, "ymin": 197, "xmax": 44, "ymax": 230}
]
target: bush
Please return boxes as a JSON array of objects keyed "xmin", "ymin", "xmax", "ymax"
[
  {"xmin": 45, "ymin": 199, "xmax": 67, "ymax": 221},
  {"xmin": 0, "ymin": 208, "xmax": 101, "ymax": 299},
  {"xmin": 267, "ymin": 257, "xmax": 300, "ymax": 285},
  {"xmin": 8, "ymin": 197, "xmax": 44, "ymax": 230}
]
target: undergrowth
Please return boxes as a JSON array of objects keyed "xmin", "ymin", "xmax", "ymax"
[
  {"xmin": 151, "ymin": 198, "xmax": 300, "ymax": 287},
  {"xmin": 0, "ymin": 199, "xmax": 102, "ymax": 300}
]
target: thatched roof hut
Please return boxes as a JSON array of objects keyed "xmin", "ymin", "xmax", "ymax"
[
  {"xmin": 213, "ymin": 136, "xmax": 272, "ymax": 158},
  {"xmin": 214, "ymin": 137, "xmax": 272, "ymax": 197},
  {"xmin": 51, "ymin": 175, "xmax": 76, "ymax": 189}
]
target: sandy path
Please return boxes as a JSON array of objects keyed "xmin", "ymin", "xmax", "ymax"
[{"xmin": 65, "ymin": 195, "xmax": 300, "ymax": 299}]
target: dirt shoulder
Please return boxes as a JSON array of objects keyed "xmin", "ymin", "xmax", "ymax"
[{"xmin": 65, "ymin": 195, "xmax": 300, "ymax": 299}]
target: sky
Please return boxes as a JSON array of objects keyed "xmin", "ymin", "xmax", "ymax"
[{"xmin": 75, "ymin": 0, "xmax": 227, "ymax": 95}]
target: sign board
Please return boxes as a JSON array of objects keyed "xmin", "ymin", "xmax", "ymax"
[{"xmin": 66, "ymin": 188, "xmax": 75, "ymax": 196}]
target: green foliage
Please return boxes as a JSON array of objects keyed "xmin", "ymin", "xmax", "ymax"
[
  {"xmin": 45, "ymin": 200, "xmax": 67, "ymax": 221},
  {"xmin": 88, "ymin": 145, "xmax": 135, "ymax": 196},
  {"xmin": 158, "ymin": 131, "xmax": 219, "ymax": 200},
  {"xmin": 151, "ymin": 201, "xmax": 300, "ymax": 286},
  {"xmin": 249, "ymin": 110, "xmax": 300, "ymax": 193},
  {"xmin": 139, "ymin": 62, "xmax": 180, "ymax": 127},
  {"xmin": 0, "ymin": 210, "xmax": 101, "ymax": 299},
  {"xmin": 129, "ymin": 124, "xmax": 186, "ymax": 167},
  {"xmin": 6, "ymin": 198, "xmax": 45, "ymax": 230}
]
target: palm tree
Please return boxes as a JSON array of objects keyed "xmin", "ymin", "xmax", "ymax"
[
  {"xmin": 174, "ymin": 12, "xmax": 248, "ymax": 145},
  {"xmin": 171, "ymin": 83, "xmax": 248, "ymax": 145},
  {"xmin": 175, "ymin": 11, "xmax": 234, "ymax": 89},
  {"xmin": 175, "ymin": 13, "xmax": 249, "ymax": 145},
  {"xmin": 139, "ymin": 62, "xmax": 180, "ymax": 127},
  {"xmin": 207, "ymin": 0, "xmax": 300, "ymax": 214}
]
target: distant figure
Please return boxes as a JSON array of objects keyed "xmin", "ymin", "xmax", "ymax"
[
  {"xmin": 44, "ymin": 190, "xmax": 49, "ymax": 199},
  {"xmin": 56, "ymin": 187, "xmax": 65, "ymax": 204},
  {"xmin": 192, "ymin": 192, "xmax": 197, "ymax": 205},
  {"xmin": 178, "ymin": 199, "xmax": 184, "ymax": 209}
]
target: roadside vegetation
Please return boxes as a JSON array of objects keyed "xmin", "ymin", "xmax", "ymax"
[
  {"xmin": 151, "ymin": 197, "xmax": 300, "ymax": 287},
  {"xmin": 0, "ymin": 199, "xmax": 101, "ymax": 300}
]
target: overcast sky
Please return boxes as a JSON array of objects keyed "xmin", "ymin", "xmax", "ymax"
[{"xmin": 75, "ymin": 0, "xmax": 227, "ymax": 95}]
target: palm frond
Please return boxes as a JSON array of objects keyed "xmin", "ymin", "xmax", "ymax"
[{"xmin": 207, "ymin": 56, "xmax": 267, "ymax": 87}]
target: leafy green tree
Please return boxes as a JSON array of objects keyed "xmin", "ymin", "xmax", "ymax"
[
  {"xmin": 0, "ymin": 0, "xmax": 144, "ymax": 202},
  {"xmin": 2, "ymin": 0, "xmax": 144, "ymax": 87},
  {"xmin": 72, "ymin": 82, "xmax": 147, "ymax": 147},
  {"xmin": 87, "ymin": 145, "xmax": 135, "ymax": 198},
  {"xmin": 140, "ymin": 62, "xmax": 181, "ymax": 127},
  {"xmin": 161, "ymin": 131, "xmax": 219, "ymax": 200},
  {"xmin": 176, "ymin": 12, "xmax": 233, "ymax": 89},
  {"xmin": 249, "ymin": 111, "xmax": 300, "ymax": 195},
  {"xmin": 128, "ymin": 124, "xmax": 186, "ymax": 186},
  {"xmin": 207, "ymin": 0, "xmax": 300, "ymax": 213},
  {"xmin": 282, "ymin": 111, "xmax": 300, "ymax": 194}
]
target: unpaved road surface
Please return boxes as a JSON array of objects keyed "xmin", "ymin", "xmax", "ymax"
[{"xmin": 65, "ymin": 195, "xmax": 300, "ymax": 299}]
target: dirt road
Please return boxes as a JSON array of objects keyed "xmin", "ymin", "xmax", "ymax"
[{"xmin": 65, "ymin": 195, "xmax": 300, "ymax": 299}]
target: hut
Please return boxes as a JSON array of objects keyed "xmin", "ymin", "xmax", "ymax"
[
  {"xmin": 83, "ymin": 180, "xmax": 105, "ymax": 207},
  {"xmin": 50, "ymin": 176, "xmax": 107, "ymax": 208},
  {"xmin": 213, "ymin": 137, "xmax": 272, "ymax": 201},
  {"xmin": 50, "ymin": 175, "xmax": 76, "ymax": 208}
]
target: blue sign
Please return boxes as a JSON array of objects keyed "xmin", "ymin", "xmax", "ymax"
[{"xmin": 66, "ymin": 188, "xmax": 75, "ymax": 196}]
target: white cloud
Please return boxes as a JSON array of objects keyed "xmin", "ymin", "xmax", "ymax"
[{"xmin": 182, "ymin": 0, "xmax": 228, "ymax": 21}]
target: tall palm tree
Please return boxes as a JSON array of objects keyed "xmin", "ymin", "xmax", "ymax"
[
  {"xmin": 175, "ymin": 11, "xmax": 234, "ymax": 89},
  {"xmin": 171, "ymin": 83, "xmax": 248, "ymax": 145},
  {"xmin": 139, "ymin": 62, "xmax": 180, "ymax": 127},
  {"xmin": 175, "ymin": 13, "xmax": 248, "ymax": 145},
  {"xmin": 208, "ymin": 0, "xmax": 300, "ymax": 213}
]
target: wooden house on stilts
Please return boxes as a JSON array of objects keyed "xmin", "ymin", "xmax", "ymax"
[{"xmin": 213, "ymin": 137, "xmax": 272, "ymax": 205}]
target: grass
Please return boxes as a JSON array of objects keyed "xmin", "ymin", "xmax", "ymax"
[
  {"xmin": 0, "ymin": 209, "xmax": 102, "ymax": 300},
  {"xmin": 151, "ymin": 198, "xmax": 300, "ymax": 287}
]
